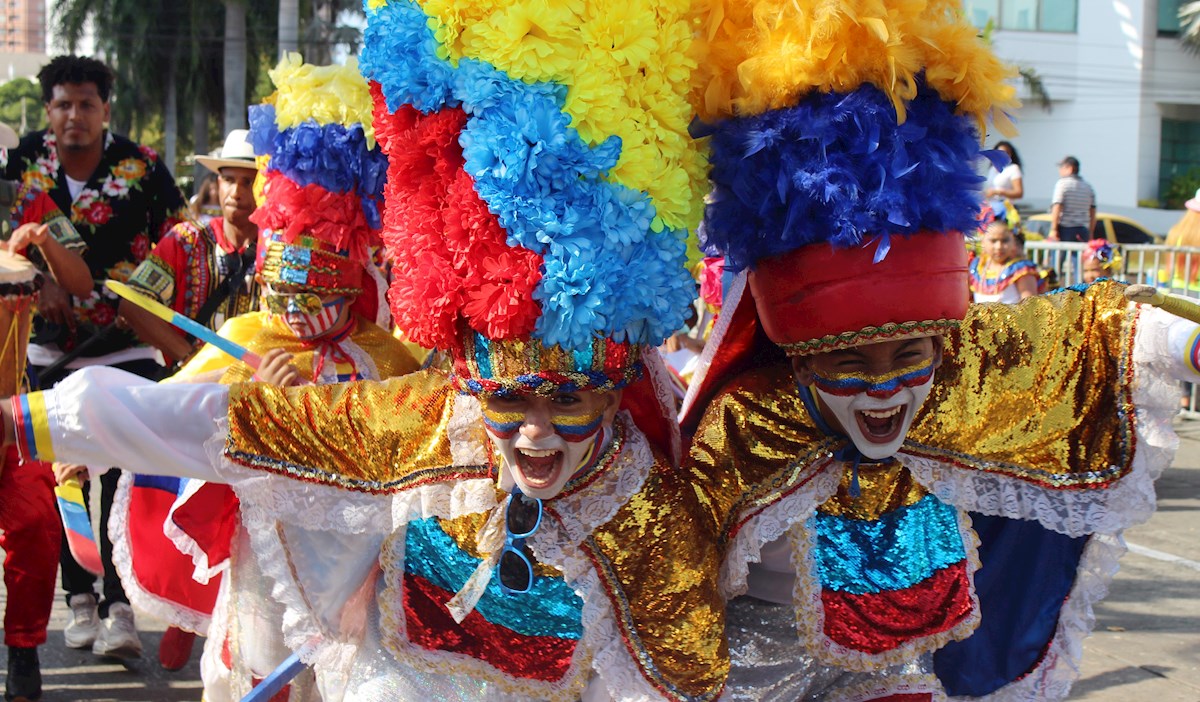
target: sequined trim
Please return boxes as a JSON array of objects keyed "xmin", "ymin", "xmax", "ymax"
[
  {"xmin": 379, "ymin": 525, "xmax": 596, "ymax": 701},
  {"xmin": 781, "ymin": 319, "xmax": 961, "ymax": 358},
  {"xmin": 791, "ymin": 505, "xmax": 982, "ymax": 672}
]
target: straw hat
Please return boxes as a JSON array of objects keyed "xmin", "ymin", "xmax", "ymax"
[{"xmin": 194, "ymin": 129, "xmax": 257, "ymax": 173}]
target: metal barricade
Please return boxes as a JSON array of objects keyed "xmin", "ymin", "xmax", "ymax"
[{"xmin": 1024, "ymin": 240, "xmax": 1200, "ymax": 417}]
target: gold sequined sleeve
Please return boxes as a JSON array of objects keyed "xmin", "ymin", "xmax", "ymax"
[
  {"xmin": 908, "ymin": 281, "xmax": 1139, "ymax": 490},
  {"xmin": 587, "ymin": 452, "xmax": 729, "ymax": 701},
  {"xmin": 224, "ymin": 369, "xmax": 487, "ymax": 492}
]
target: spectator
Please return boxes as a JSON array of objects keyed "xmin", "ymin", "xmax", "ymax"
[
  {"xmin": 0, "ymin": 121, "xmax": 94, "ymax": 702},
  {"xmin": 1081, "ymin": 239, "xmax": 1120, "ymax": 284},
  {"xmin": 188, "ymin": 174, "xmax": 221, "ymax": 225},
  {"xmin": 983, "ymin": 140, "xmax": 1024, "ymax": 201},
  {"xmin": 123, "ymin": 130, "xmax": 262, "ymax": 368},
  {"xmin": 1, "ymin": 54, "xmax": 188, "ymax": 663},
  {"xmin": 969, "ymin": 220, "xmax": 1039, "ymax": 303},
  {"xmin": 1049, "ymin": 155, "xmax": 1096, "ymax": 242}
]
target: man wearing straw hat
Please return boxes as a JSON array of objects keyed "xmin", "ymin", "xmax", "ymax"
[{"xmin": 121, "ymin": 129, "xmax": 263, "ymax": 370}]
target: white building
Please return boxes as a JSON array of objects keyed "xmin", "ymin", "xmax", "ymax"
[{"xmin": 966, "ymin": 0, "xmax": 1200, "ymax": 233}]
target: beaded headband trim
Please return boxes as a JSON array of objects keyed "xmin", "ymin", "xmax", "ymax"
[{"xmin": 781, "ymin": 320, "xmax": 960, "ymax": 358}]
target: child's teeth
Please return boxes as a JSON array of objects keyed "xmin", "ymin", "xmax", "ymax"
[
  {"xmin": 860, "ymin": 406, "xmax": 902, "ymax": 419},
  {"xmin": 519, "ymin": 448, "xmax": 558, "ymax": 457}
]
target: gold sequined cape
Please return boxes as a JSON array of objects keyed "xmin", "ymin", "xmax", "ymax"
[
  {"xmin": 224, "ymin": 372, "xmax": 728, "ymax": 700},
  {"xmin": 692, "ymin": 281, "xmax": 1139, "ymax": 531}
]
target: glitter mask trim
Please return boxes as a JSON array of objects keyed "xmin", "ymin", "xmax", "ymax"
[
  {"xmin": 257, "ymin": 232, "xmax": 363, "ymax": 294},
  {"xmin": 811, "ymin": 358, "xmax": 936, "ymax": 399},
  {"xmin": 455, "ymin": 331, "xmax": 645, "ymax": 397}
]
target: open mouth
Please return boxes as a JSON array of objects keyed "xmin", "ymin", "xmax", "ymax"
[
  {"xmin": 853, "ymin": 404, "xmax": 907, "ymax": 445},
  {"xmin": 515, "ymin": 447, "xmax": 564, "ymax": 489}
]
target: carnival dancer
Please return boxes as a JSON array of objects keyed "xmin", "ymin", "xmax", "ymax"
[
  {"xmin": 969, "ymin": 219, "xmax": 1039, "ymax": 302},
  {"xmin": 679, "ymin": 3, "xmax": 1196, "ymax": 700},
  {"xmin": 0, "ymin": 4, "xmax": 727, "ymax": 701},
  {"xmin": 95, "ymin": 57, "xmax": 417, "ymax": 700}
]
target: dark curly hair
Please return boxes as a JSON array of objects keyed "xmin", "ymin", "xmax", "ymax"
[{"xmin": 37, "ymin": 55, "xmax": 115, "ymax": 104}]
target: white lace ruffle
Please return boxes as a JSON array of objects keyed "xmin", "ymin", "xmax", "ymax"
[
  {"xmin": 535, "ymin": 419, "xmax": 662, "ymax": 702},
  {"xmin": 953, "ymin": 533, "xmax": 1126, "ymax": 702},
  {"xmin": 239, "ymin": 518, "xmax": 363, "ymax": 682},
  {"xmin": 162, "ymin": 481, "xmax": 230, "ymax": 585},
  {"xmin": 719, "ymin": 457, "xmax": 842, "ymax": 600},
  {"xmin": 548, "ymin": 412, "xmax": 652, "ymax": 546},
  {"xmin": 109, "ymin": 471, "xmax": 214, "ymax": 635},
  {"xmin": 640, "ymin": 349, "xmax": 682, "ymax": 465}
]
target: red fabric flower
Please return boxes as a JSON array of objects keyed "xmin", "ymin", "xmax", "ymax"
[
  {"xmin": 85, "ymin": 201, "xmax": 113, "ymax": 225},
  {"xmin": 374, "ymin": 99, "xmax": 545, "ymax": 350},
  {"xmin": 130, "ymin": 233, "xmax": 150, "ymax": 261},
  {"xmin": 250, "ymin": 174, "xmax": 372, "ymax": 261}
]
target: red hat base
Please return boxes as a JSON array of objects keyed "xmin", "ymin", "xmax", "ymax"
[{"xmin": 748, "ymin": 232, "xmax": 969, "ymax": 356}]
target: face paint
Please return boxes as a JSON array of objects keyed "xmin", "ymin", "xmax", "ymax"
[
  {"xmin": 281, "ymin": 296, "xmax": 348, "ymax": 340},
  {"xmin": 481, "ymin": 394, "xmax": 615, "ymax": 500},
  {"xmin": 810, "ymin": 358, "xmax": 936, "ymax": 460}
]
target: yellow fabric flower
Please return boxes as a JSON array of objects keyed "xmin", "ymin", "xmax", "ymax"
[
  {"xmin": 113, "ymin": 158, "xmax": 147, "ymax": 181},
  {"xmin": 270, "ymin": 53, "xmax": 377, "ymax": 146}
]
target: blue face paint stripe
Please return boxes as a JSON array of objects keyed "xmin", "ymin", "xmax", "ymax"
[
  {"xmin": 481, "ymin": 415, "xmax": 522, "ymax": 437},
  {"xmin": 812, "ymin": 361, "xmax": 935, "ymax": 397},
  {"xmin": 551, "ymin": 413, "xmax": 604, "ymax": 438},
  {"xmin": 810, "ymin": 495, "xmax": 966, "ymax": 594},
  {"xmin": 404, "ymin": 518, "xmax": 583, "ymax": 640}
]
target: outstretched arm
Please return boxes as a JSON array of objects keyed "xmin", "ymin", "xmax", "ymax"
[{"xmin": 2, "ymin": 366, "xmax": 229, "ymax": 480}]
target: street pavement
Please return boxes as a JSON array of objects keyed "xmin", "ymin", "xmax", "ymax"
[{"xmin": 2, "ymin": 423, "xmax": 1199, "ymax": 701}]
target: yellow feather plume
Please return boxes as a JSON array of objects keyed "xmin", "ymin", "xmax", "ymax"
[{"xmin": 691, "ymin": 0, "xmax": 1019, "ymax": 132}]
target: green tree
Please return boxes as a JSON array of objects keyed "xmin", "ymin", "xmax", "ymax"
[
  {"xmin": 1182, "ymin": 1, "xmax": 1200, "ymax": 54},
  {"xmin": 0, "ymin": 79, "xmax": 48, "ymax": 134}
]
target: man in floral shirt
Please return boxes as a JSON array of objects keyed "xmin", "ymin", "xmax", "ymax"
[{"xmin": 1, "ymin": 55, "xmax": 188, "ymax": 665}]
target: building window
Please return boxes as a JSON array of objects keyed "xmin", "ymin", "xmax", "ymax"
[
  {"xmin": 1159, "ymin": 0, "xmax": 1186, "ymax": 35},
  {"xmin": 1160, "ymin": 118, "xmax": 1200, "ymax": 206},
  {"xmin": 963, "ymin": 0, "xmax": 1078, "ymax": 33}
]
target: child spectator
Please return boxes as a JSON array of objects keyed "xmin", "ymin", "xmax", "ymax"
[{"xmin": 969, "ymin": 220, "xmax": 1039, "ymax": 302}]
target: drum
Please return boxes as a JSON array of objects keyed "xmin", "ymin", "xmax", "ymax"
[{"xmin": 0, "ymin": 250, "xmax": 43, "ymax": 398}]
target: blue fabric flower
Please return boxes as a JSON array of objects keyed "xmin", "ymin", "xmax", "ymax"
[{"xmin": 360, "ymin": 0, "xmax": 456, "ymax": 113}]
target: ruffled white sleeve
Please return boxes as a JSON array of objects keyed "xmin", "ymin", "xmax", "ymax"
[{"xmin": 23, "ymin": 366, "xmax": 229, "ymax": 480}]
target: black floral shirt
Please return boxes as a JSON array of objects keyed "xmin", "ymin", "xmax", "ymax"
[{"xmin": 3, "ymin": 130, "xmax": 188, "ymax": 355}]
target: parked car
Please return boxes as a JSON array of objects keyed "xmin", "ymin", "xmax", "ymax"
[{"xmin": 1023, "ymin": 212, "xmax": 1163, "ymax": 244}]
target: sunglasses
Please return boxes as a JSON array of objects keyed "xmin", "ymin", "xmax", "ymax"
[
  {"xmin": 263, "ymin": 289, "xmax": 325, "ymax": 316},
  {"xmin": 497, "ymin": 487, "xmax": 543, "ymax": 595}
]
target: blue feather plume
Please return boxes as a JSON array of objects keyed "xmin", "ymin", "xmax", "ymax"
[{"xmin": 703, "ymin": 80, "xmax": 986, "ymax": 272}]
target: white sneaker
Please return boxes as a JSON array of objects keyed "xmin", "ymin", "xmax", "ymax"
[
  {"xmin": 63, "ymin": 594, "xmax": 99, "ymax": 649},
  {"xmin": 92, "ymin": 602, "xmax": 143, "ymax": 659}
]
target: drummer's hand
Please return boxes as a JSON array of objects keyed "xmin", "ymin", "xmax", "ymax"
[
  {"xmin": 37, "ymin": 279, "xmax": 74, "ymax": 328},
  {"xmin": 253, "ymin": 348, "xmax": 305, "ymax": 386},
  {"xmin": 6, "ymin": 223, "xmax": 50, "ymax": 253},
  {"xmin": 53, "ymin": 463, "xmax": 88, "ymax": 484}
]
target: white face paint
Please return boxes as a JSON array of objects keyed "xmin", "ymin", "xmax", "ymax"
[
  {"xmin": 813, "ymin": 374, "xmax": 935, "ymax": 460},
  {"xmin": 487, "ymin": 426, "xmax": 610, "ymax": 500},
  {"xmin": 481, "ymin": 392, "xmax": 618, "ymax": 500}
]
